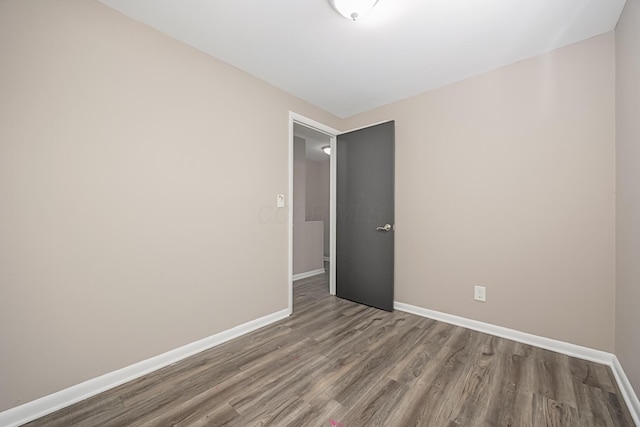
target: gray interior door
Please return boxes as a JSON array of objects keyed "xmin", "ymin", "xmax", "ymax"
[{"xmin": 336, "ymin": 121, "xmax": 394, "ymax": 311}]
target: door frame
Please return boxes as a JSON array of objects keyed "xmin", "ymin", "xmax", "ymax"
[
  {"xmin": 288, "ymin": 112, "xmax": 339, "ymax": 314},
  {"xmin": 288, "ymin": 113, "xmax": 394, "ymax": 315}
]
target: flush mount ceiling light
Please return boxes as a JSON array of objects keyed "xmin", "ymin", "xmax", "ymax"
[
  {"xmin": 329, "ymin": 0, "xmax": 379, "ymax": 21},
  {"xmin": 322, "ymin": 146, "xmax": 331, "ymax": 155}
]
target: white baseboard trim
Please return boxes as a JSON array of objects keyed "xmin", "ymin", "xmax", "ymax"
[
  {"xmin": 394, "ymin": 301, "xmax": 640, "ymax": 425},
  {"xmin": 0, "ymin": 309, "xmax": 290, "ymax": 427},
  {"xmin": 394, "ymin": 302, "xmax": 612, "ymax": 363},
  {"xmin": 611, "ymin": 356, "xmax": 640, "ymax": 426},
  {"xmin": 292, "ymin": 268, "xmax": 325, "ymax": 281}
]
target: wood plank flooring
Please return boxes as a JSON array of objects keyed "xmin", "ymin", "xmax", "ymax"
[{"xmin": 24, "ymin": 270, "xmax": 635, "ymax": 426}]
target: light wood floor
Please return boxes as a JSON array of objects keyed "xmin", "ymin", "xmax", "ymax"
[{"xmin": 25, "ymin": 270, "xmax": 634, "ymax": 426}]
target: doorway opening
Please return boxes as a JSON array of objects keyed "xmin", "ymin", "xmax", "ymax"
[
  {"xmin": 288, "ymin": 113, "xmax": 338, "ymax": 314},
  {"xmin": 288, "ymin": 114, "xmax": 396, "ymax": 315}
]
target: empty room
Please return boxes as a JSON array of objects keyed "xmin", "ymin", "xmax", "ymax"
[{"xmin": 1, "ymin": 0, "xmax": 639, "ymax": 426}]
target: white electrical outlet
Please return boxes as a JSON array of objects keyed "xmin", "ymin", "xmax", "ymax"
[{"xmin": 474, "ymin": 285, "xmax": 486, "ymax": 302}]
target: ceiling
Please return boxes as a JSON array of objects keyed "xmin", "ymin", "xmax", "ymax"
[
  {"xmin": 98, "ymin": 0, "xmax": 626, "ymax": 118},
  {"xmin": 294, "ymin": 123, "xmax": 331, "ymax": 162}
]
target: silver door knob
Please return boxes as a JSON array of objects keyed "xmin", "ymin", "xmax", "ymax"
[{"xmin": 376, "ymin": 224, "xmax": 392, "ymax": 232}]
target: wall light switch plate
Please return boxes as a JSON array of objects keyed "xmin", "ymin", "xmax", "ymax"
[
  {"xmin": 277, "ymin": 194, "xmax": 285, "ymax": 208},
  {"xmin": 474, "ymin": 285, "xmax": 486, "ymax": 302}
]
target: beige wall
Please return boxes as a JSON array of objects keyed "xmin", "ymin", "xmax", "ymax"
[
  {"xmin": 615, "ymin": 0, "xmax": 640, "ymax": 396},
  {"xmin": 306, "ymin": 160, "xmax": 330, "ymax": 257},
  {"xmin": 293, "ymin": 137, "xmax": 307, "ymax": 223},
  {"xmin": 292, "ymin": 138, "xmax": 324, "ymax": 274},
  {"xmin": 344, "ymin": 34, "xmax": 616, "ymax": 352},
  {"xmin": 292, "ymin": 221, "xmax": 324, "ymax": 275},
  {"xmin": 0, "ymin": 0, "xmax": 341, "ymax": 411},
  {"xmin": 0, "ymin": 0, "xmax": 628, "ymax": 415}
]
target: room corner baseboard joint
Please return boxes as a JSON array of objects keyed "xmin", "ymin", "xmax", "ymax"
[{"xmin": 393, "ymin": 301, "xmax": 640, "ymax": 426}]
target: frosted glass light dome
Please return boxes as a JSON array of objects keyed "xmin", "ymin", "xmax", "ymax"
[{"xmin": 329, "ymin": 0, "xmax": 379, "ymax": 21}]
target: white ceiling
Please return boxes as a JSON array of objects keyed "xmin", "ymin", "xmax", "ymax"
[
  {"xmin": 98, "ymin": 0, "xmax": 626, "ymax": 118},
  {"xmin": 294, "ymin": 123, "xmax": 331, "ymax": 162}
]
